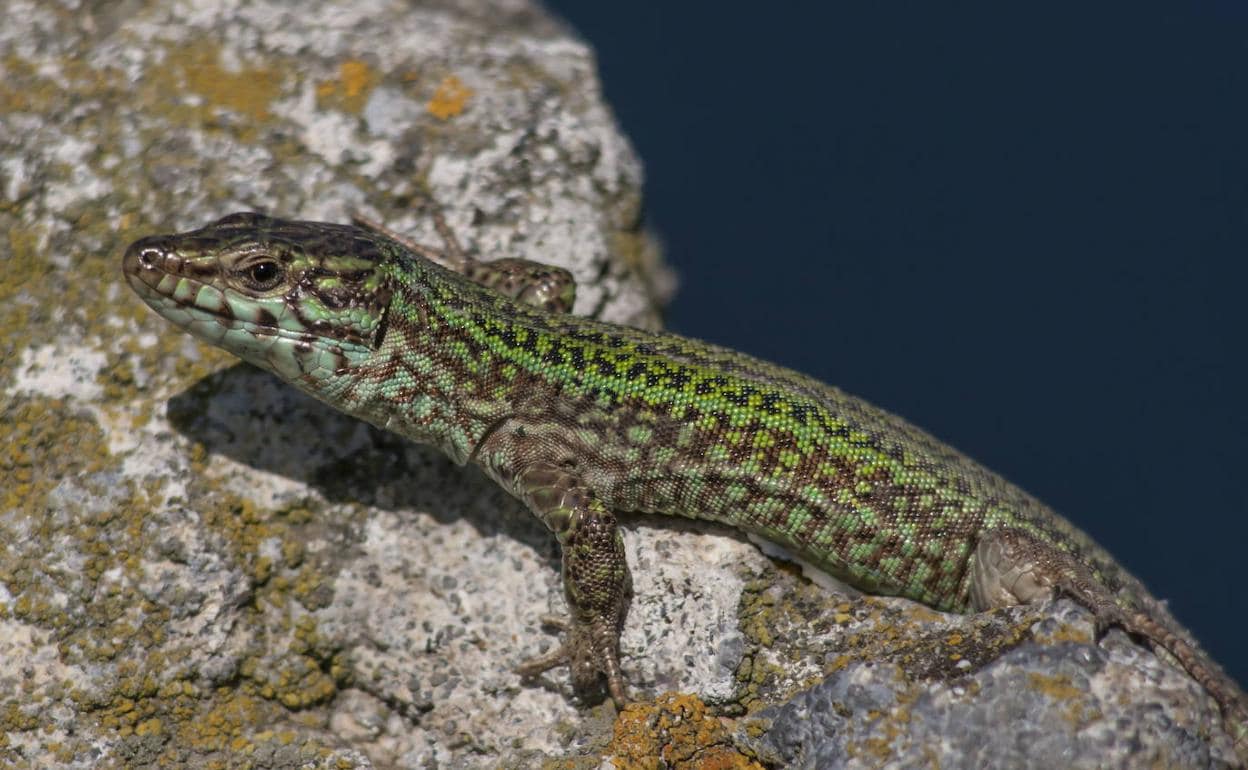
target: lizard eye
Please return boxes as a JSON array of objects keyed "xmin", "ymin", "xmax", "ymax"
[{"xmin": 242, "ymin": 260, "xmax": 284, "ymax": 290}]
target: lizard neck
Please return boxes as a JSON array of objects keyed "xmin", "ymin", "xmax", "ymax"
[{"xmin": 300, "ymin": 261, "xmax": 515, "ymax": 465}]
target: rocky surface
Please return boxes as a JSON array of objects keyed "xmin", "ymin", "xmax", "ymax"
[
  {"xmin": 0, "ymin": 0, "xmax": 1238, "ymax": 768},
  {"xmin": 737, "ymin": 599, "xmax": 1229, "ymax": 769}
]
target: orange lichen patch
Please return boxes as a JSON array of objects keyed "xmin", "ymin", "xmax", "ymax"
[
  {"xmin": 338, "ymin": 60, "xmax": 374, "ymax": 100},
  {"xmin": 1031, "ymin": 618, "xmax": 1094, "ymax": 646},
  {"xmin": 1026, "ymin": 672, "xmax": 1102, "ymax": 728},
  {"xmin": 426, "ymin": 74, "xmax": 472, "ymax": 120},
  {"xmin": 1026, "ymin": 672, "xmax": 1084, "ymax": 703},
  {"xmin": 945, "ymin": 631, "xmax": 965, "ymax": 660},
  {"xmin": 178, "ymin": 42, "xmax": 281, "ymax": 122},
  {"xmin": 608, "ymin": 693, "xmax": 763, "ymax": 770},
  {"xmin": 316, "ymin": 59, "xmax": 380, "ymax": 114}
]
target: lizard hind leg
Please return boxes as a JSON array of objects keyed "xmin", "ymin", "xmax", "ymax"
[
  {"xmin": 971, "ymin": 527, "xmax": 1248, "ymax": 754},
  {"xmin": 969, "ymin": 527, "xmax": 1127, "ymax": 630}
]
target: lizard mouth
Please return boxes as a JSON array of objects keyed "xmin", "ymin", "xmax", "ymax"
[{"xmin": 122, "ymin": 236, "xmax": 320, "ymax": 346}]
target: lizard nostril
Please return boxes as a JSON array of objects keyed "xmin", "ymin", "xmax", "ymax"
[{"xmin": 137, "ymin": 247, "xmax": 162, "ymax": 269}]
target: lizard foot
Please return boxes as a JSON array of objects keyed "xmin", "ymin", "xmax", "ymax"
[{"xmin": 516, "ymin": 614, "xmax": 629, "ymax": 706}]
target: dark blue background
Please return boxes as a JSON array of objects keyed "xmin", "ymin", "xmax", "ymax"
[{"xmin": 543, "ymin": 3, "xmax": 1247, "ymax": 686}]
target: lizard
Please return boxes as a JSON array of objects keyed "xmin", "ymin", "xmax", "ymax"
[{"xmin": 122, "ymin": 210, "xmax": 1248, "ymax": 753}]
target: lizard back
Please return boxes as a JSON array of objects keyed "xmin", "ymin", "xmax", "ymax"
[{"xmin": 423, "ymin": 265, "xmax": 1138, "ymax": 613}]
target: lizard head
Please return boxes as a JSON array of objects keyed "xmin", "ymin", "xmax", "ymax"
[{"xmin": 122, "ymin": 212, "xmax": 394, "ymax": 384}]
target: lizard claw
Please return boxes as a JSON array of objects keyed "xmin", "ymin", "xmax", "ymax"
[
  {"xmin": 535, "ymin": 614, "xmax": 569, "ymax": 631},
  {"xmin": 516, "ymin": 615, "xmax": 629, "ymax": 706}
]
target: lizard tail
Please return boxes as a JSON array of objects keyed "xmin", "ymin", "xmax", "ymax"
[{"xmin": 1127, "ymin": 610, "xmax": 1248, "ymax": 760}]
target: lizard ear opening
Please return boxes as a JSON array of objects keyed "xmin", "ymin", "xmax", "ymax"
[{"xmin": 372, "ymin": 300, "xmax": 391, "ymax": 349}]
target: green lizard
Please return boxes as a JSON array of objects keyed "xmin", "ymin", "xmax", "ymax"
[{"xmin": 122, "ymin": 211, "xmax": 1247, "ymax": 751}]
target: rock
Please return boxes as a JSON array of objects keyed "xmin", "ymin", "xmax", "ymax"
[
  {"xmin": 736, "ymin": 597, "xmax": 1232, "ymax": 769},
  {"xmin": 0, "ymin": 0, "xmax": 1237, "ymax": 767}
]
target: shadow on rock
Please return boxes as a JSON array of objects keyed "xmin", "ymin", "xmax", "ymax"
[{"xmin": 164, "ymin": 361, "xmax": 554, "ymax": 554}]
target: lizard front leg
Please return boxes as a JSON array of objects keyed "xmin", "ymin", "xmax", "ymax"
[
  {"xmin": 480, "ymin": 450, "xmax": 633, "ymax": 703},
  {"xmin": 353, "ymin": 207, "xmax": 577, "ymax": 313}
]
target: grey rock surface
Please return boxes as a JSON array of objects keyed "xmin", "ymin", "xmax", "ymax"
[
  {"xmin": 739, "ymin": 599, "xmax": 1231, "ymax": 769},
  {"xmin": 0, "ymin": 0, "xmax": 1239, "ymax": 768}
]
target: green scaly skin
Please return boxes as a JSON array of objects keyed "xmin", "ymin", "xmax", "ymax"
[{"xmin": 123, "ymin": 212, "xmax": 1247, "ymax": 751}]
